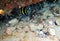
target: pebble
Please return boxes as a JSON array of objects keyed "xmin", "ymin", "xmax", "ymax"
[
  {"xmin": 29, "ymin": 23, "xmax": 36, "ymax": 31},
  {"xmin": 6, "ymin": 27, "xmax": 16, "ymax": 35},
  {"xmin": 8, "ymin": 18, "xmax": 19, "ymax": 26},
  {"xmin": 53, "ymin": 5, "xmax": 60, "ymax": 16},
  {"xmin": 36, "ymin": 31, "xmax": 46, "ymax": 38},
  {"xmin": 38, "ymin": 24, "xmax": 43, "ymax": 29},
  {"xmin": 55, "ymin": 18, "xmax": 60, "ymax": 25},
  {"xmin": 29, "ymin": 23, "xmax": 43, "ymax": 32},
  {"xmin": 48, "ymin": 28, "xmax": 56, "ymax": 36},
  {"xmin": 54, "ymin": 26, "xmax": 60, "ymax": 39},
  {"xmin": 23, "ymin": 26, "xmax": 30, "ymax": 32}
]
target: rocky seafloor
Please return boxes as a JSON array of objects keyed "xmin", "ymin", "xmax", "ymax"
[{"xmin": 0, "ymin": 2, "xmax": 60, "ymax": 41}]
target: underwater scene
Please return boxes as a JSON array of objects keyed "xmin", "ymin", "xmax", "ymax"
[{"xmin": 0, "ymin": 0, "xmax": 60, "ymax": 41}]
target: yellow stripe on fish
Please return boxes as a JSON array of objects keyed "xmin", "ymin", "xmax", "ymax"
[{"xmin": 20, "ymin": 7, "xmax": 27, "ymax": 15}]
